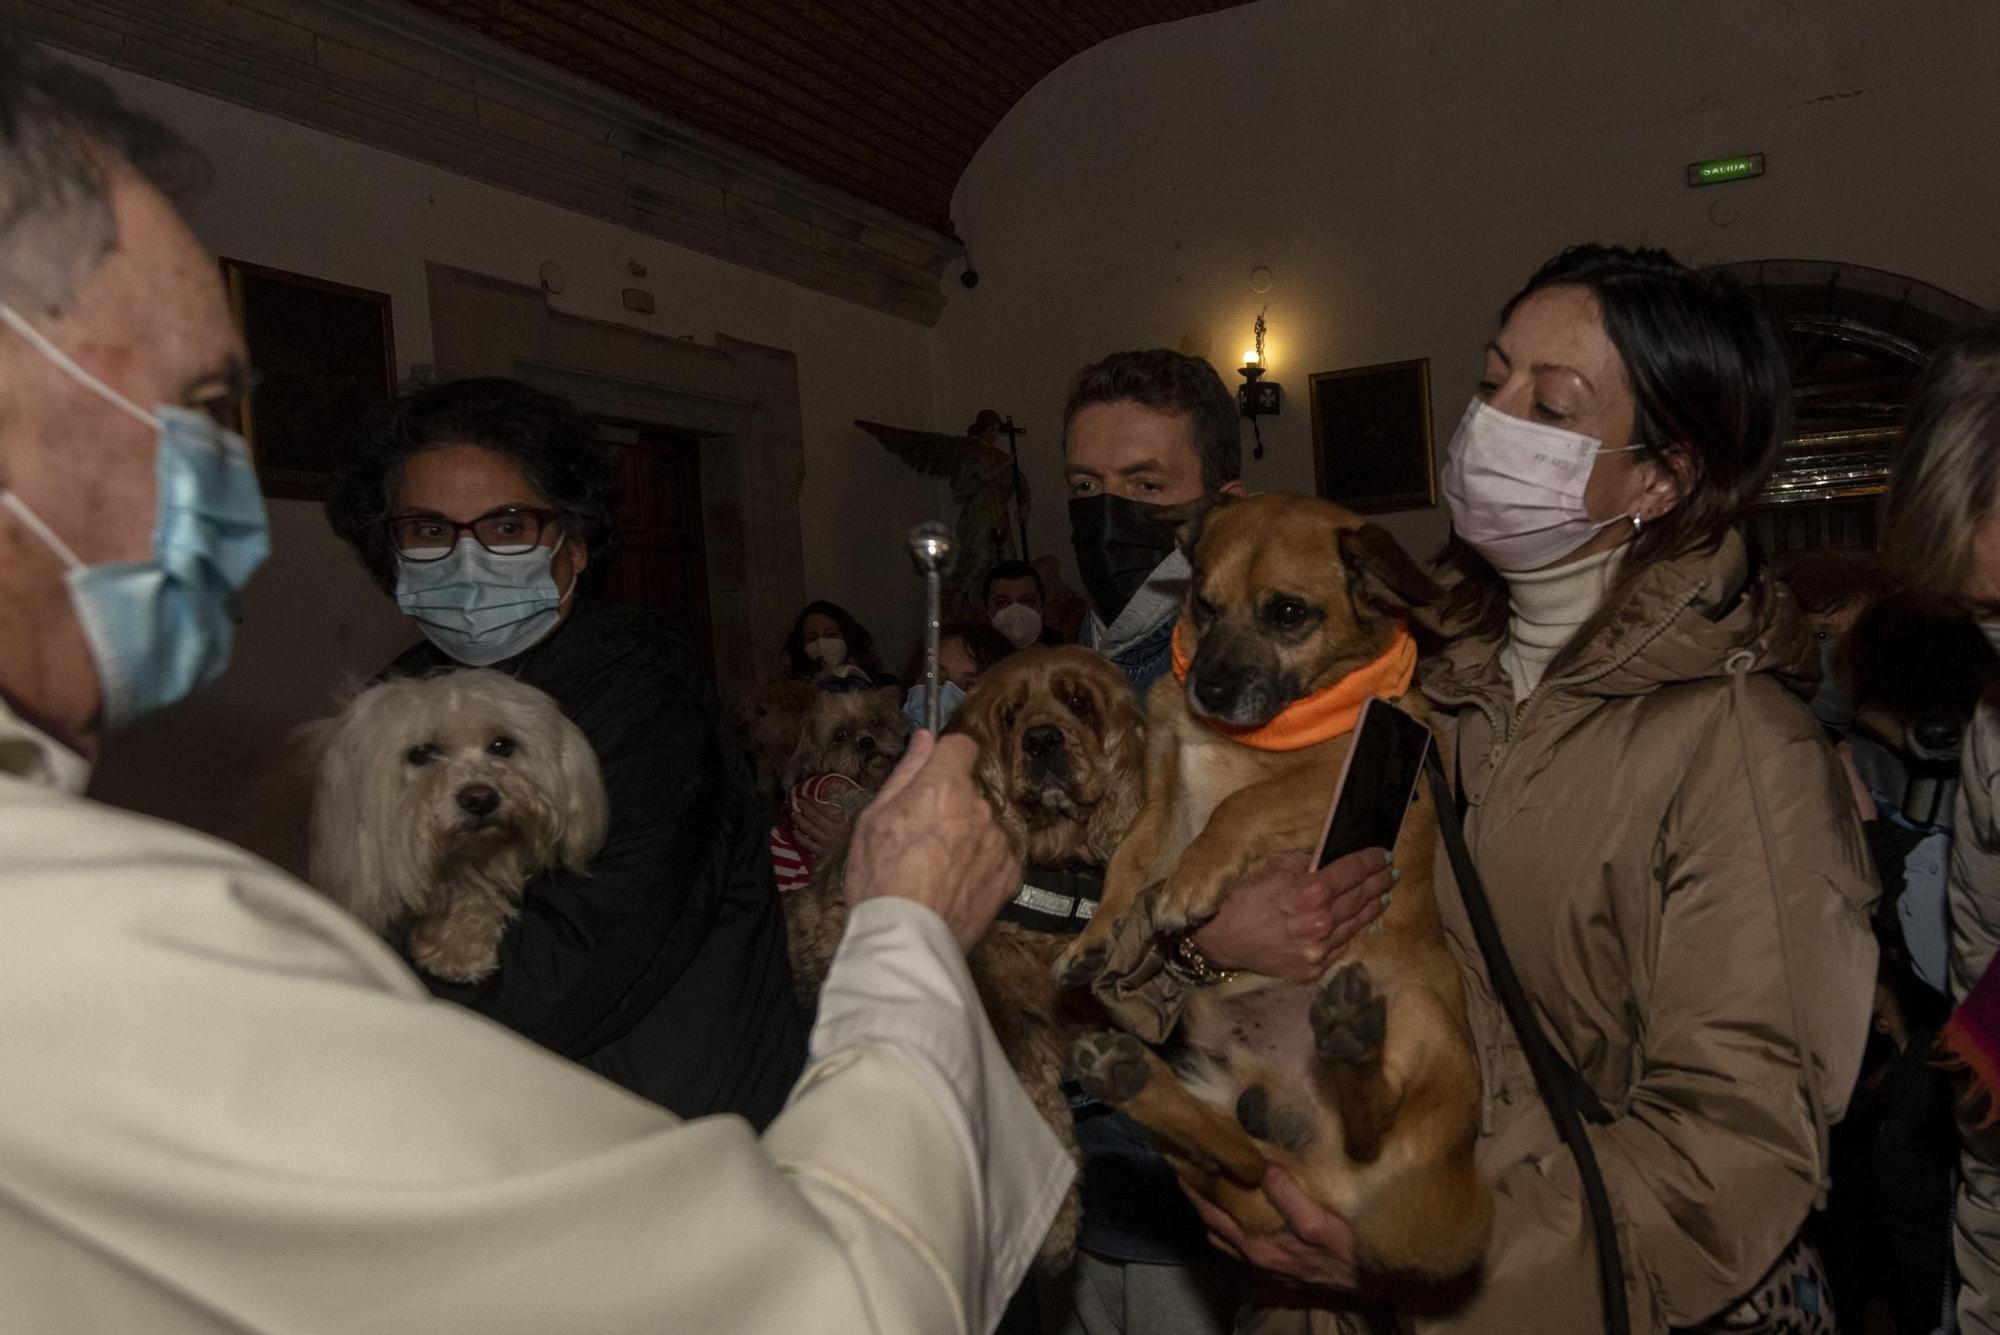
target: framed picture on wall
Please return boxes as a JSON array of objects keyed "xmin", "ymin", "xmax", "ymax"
[
  {"xmin": 1308, "ymin": 358, "xmax": 1435, "ymax": 514},
  {"xmin": 219, "ymin": 258, "xmax": 396, "ymax": 500}
]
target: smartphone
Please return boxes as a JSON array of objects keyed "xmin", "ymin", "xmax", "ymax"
[{"xmin": 1314, "ymin": 697, "xmax": 1435, "ymax": 869}]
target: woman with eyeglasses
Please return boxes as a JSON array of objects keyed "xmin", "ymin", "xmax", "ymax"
[{"xmin": 326, "ymin": 376, "xmax": 806, "ymax": 1128}]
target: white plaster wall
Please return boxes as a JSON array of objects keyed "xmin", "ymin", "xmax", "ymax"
[
  {"xmin": 76, "ymin": 56, "xmax": 944, "ymax": 855},
  {"xmin": 933, "ymin": 0, "xmax": 2000, "ymax": 580},
  {"xmin": 68, "ymin": 3, "xmax": 2000, "ymax": 850}
]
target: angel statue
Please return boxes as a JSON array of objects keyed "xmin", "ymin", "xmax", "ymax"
[{"xmin": 857, "ymin": 409, "xmax": 1029, "ymax": 616}]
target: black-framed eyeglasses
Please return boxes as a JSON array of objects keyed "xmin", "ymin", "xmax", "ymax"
[{"xmin": 388, "ymin": 506, "xmax": 561, "ymax": 562}]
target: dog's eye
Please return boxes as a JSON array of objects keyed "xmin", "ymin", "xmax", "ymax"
[
  {"xmin": 833, "ymin": 728, "xmax": 849, "ymax": 744},
  {"xmin": 1265, "ymin": 598, "xmax": 1317, "ymax": 631},
  {"xmin": 1002, "ymin": 706, "xmax": 1019, "ymax": 731},
  {"xmin": 404, "ymin": 744, "xmax": 439, "ymax": 767},
  {"xmin": 488, "ymin": 736, "xmax": 516, "ymax": 757},
  {"xmin": 1192, "ymin": 594, "xmax": 1219, "ymax": 624},
  {"xmin": 1065, "ymin": 689, "xmax": 1095, "ymax": 721}
]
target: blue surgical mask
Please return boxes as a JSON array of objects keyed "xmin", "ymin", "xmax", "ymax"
[
  {"xmin": 395, "ymin": 535, "xmax": 572, "ymax": 666},
  {"xmin": 902, "ymin": 679, "xmax": 968, "ymax": 731},
  {"xmin": 0, "ymin": 303, "xmax": 270, "ymax": 730}
]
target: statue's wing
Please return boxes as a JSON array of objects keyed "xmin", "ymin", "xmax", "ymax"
[{"xmin": 855, "ymin": 419, "xmax": 967, "ymax": 480}]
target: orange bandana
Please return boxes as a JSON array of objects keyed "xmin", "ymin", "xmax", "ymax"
[{"xmin": 1170, "ymin": 619, "xmax": 1417, "ymax": 751}]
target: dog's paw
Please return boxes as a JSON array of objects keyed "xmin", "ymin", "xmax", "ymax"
[
  {"xmin": 1312, "ymin": 962, "xmax": 1387, "ymax": 1066},
  {"xmin": 1149, "ymin": 876, "xmax": 1222, "ymax": 939},
  {"xmin": 408, "ymin": 918, "xmax": 501, "ymax": 985},
  {"xmin": 1072, "ymin": 1031, "xmax": 1154, "ymax": 1105},
  {"xmin": 1053, "ymin": 939, "xmax": 1109, "ymax": 987}
]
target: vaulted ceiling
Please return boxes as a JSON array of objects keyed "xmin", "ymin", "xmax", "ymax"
[{"xmin": 404, "ymin": 0, "xmax": 1255, "ymax": 237}]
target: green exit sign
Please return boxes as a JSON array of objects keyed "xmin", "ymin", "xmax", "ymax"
[{"xmin": 1687, "ymin": 153, "xmax": 1766, "ymax": 186}]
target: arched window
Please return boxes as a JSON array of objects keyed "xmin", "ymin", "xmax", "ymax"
[{"xmin": 1712, "ymin": 260, "xmax": 1989, "ymax": 555}]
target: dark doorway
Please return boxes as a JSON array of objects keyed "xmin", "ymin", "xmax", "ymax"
[{"xmin": 596, "ymin": 419, "xmax": 715, "ymax": 669}]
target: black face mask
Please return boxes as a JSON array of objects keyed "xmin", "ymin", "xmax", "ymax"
[{"xmin": 1069, "ymin": 494, "xmax": 1181, "ymax": 625}]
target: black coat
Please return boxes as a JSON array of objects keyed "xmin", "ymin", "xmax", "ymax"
[{"xmin": 388, "ymin": 603, "xmax": 806, "ymax": 1129}]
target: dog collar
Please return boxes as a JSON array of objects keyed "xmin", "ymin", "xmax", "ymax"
[
  {"xmin": 1000, "ymin": 864, "xmax": 1104, "ymax": 934},
  {"xmin": 1169, "ymin": 619, "xmax": 1416, "ymax": 751}
]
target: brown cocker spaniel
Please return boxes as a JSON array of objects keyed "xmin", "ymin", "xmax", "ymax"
[{"xmin": 784, "ymin": 645, "xmax": 1146, "ymax": 1269}]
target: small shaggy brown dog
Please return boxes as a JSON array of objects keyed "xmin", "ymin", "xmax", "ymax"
[
  {"xmin": 307, "ymin": 670, "xmax": 609, "ymax": 983},
  {"xmin": 768, "ymin": 685, "xmax": 912, "ymax": 895},
  {"xmin": 786, "ymin": 646, "xmax": 1147, "ymax": 1268},
  {"xmin": 1059, "ymin": 493, "xmax": 1490, "ymax": 1285},
  {"xmin": 786, "ymin": 683, "xmax": 910, "ymax": 794}
]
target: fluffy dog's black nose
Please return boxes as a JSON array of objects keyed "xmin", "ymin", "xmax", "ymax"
[
  {"xmin": 457, "ymin": 784, "xmax": 500, "ymax": 818},
  {"xmin": 857, "ymin": 734, "xmax": 877, "ymax": 753},
  {"xmin": 1023, "ymin": 725, "xmax": 1064, "ymax": 758}
]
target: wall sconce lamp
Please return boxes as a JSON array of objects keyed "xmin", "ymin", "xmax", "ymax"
[{"xmin": 1237, "ymin": 309, "xmax": 1281, "ymax": 460}]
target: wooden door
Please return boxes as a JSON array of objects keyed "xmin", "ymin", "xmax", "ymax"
[{"xmin": 597, "ymin": 420, "xmax": 715, "ymax": 669}]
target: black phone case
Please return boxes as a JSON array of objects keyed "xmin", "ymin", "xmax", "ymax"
[{"xmin": 1315, "ymin": 697, "xmax": 1434, "ymax": 868}]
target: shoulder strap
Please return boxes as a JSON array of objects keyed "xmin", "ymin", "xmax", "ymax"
[{"xmin": 1426, "ymin": 751, "xmax": 1629, "ymax": 1335}]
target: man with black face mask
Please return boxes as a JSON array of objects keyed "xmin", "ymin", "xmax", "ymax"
[
  {"xmin": 1047, "ymin": 350, "xmax": 1250, "ymax": 1335},
  {"xmin": 1065, "ymin": 349, "xmax": 1247, "ymax": 694},
  {"xmin": 1053, "ymin": 352, "xmax": 1398, "ymax": 1335}
]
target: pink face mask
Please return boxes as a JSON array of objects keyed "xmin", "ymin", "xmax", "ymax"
[{"xmin": 1440, "ymin": 399, "xmax": 1643, "ymax": 572}]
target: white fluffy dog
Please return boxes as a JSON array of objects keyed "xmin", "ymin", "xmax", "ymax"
[{"xmin": 308, "ymin": 670, "xmax": 609, "ymax": 983}]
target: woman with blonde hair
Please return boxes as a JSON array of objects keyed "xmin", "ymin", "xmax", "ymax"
[{"xmin": 1877, "ymin": 317, "xmax": 2000, "ymax": 1334}]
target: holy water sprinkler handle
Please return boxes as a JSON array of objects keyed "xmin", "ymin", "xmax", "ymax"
[{"xmin": 907, "ymin": 522, "xmax": 955, "ymax": 733}]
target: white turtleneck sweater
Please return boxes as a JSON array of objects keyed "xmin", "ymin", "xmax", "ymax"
[{"xmin": 1498, "ymin": 546, "xmax": 1626, "ymax": 702}]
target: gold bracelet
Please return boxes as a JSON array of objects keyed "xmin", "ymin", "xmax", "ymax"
[{"xmin": 1171, "ymin": 932, "xmax": 1238, "ymax": 986}]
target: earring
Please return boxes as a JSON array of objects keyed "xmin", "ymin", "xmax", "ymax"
[{"xmin": 1631, "ymin": 514, "xmax": 1644, "ymax": 533}]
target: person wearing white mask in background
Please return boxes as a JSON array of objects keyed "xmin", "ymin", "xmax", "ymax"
[
  {"xmin": 1097, "ymin": 246, "xmax": 1879, "ymax": 1335},
  {"xmin": 0, "ymin": 38, "xmax": 1067, "ymax": 1335},
  {"xmin": 325, "ymin": 376, "xmax": 810, "ymax": 1126},
  {"xmin": 781, "ymin": 599, "xmax": 888, "ymax": 683},
  {"xmin": 984, "ymin": 559, "xmax": 1057, "ymax": 649}
]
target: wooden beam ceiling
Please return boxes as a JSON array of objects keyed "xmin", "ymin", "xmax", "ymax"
[{"xmin": 403, "ymin": 0, "xmax": 1256, "ymax": 235}]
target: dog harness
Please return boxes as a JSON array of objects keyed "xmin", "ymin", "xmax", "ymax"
[
  {"xmin": 1000, "ymin": 865, "xmax": 1105, "ymax": 933},
  {"xmin": 1168, "ymin": 619, "xmax": 1417, "ymax": 751}
]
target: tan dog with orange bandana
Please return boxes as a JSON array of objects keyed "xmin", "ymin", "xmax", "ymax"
[{"xmin": 1057, "ymin": 492, "xmax": 1491, "ymax": 1285}]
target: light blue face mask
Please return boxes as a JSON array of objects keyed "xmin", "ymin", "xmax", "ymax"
[
  {"xmin": 0, "ymin": 303, "xmax": 270, "ymax": 730},
  {"xmin": 395, "ymin": 535, "xmax": 572, "ymax": 666},
  {"xmin": 902, "ymin": 679, "xmax": 968, "ymax": 731}
]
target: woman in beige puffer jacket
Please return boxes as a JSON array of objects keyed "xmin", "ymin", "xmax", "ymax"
[{"xmin": 1097, "ymin": 246, "xmax": 1880, "ymax": 1334}]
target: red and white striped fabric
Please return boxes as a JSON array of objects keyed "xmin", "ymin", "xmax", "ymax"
[
  {"xmin": 768, "ymin": 773, "xmax": 864, "ymax": 894},
  {"xmin": 769, "ymin": 827, "xmax": 811, "ymax": 894}
]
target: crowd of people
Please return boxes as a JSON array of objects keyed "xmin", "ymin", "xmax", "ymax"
[{"xmin": 4, "ymin": 33, "xmax": 2000, "ymax": 1335}]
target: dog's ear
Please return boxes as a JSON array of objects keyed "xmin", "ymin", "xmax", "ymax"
[
  {"xmin": 552, "ymin": 715, "xmax": 610, "ymax": 871},
  {"xmin": 306, "ymin": 687, "xmax": 405, "ymax": 929},
  {"xmin": 1156, "ymin": 491, "xmax": 1235, "ymax": 558},
  {"xmin": 1084, "ymin": 669, "xmax": 1149, "ymax": 865},
  {"xmin": 781, "ymin": 729, "xmax": 811, "ymax": 789},
  {"xmin": 1337, "ymin": 522, "xmax": 1442, "ymax": 620}
]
